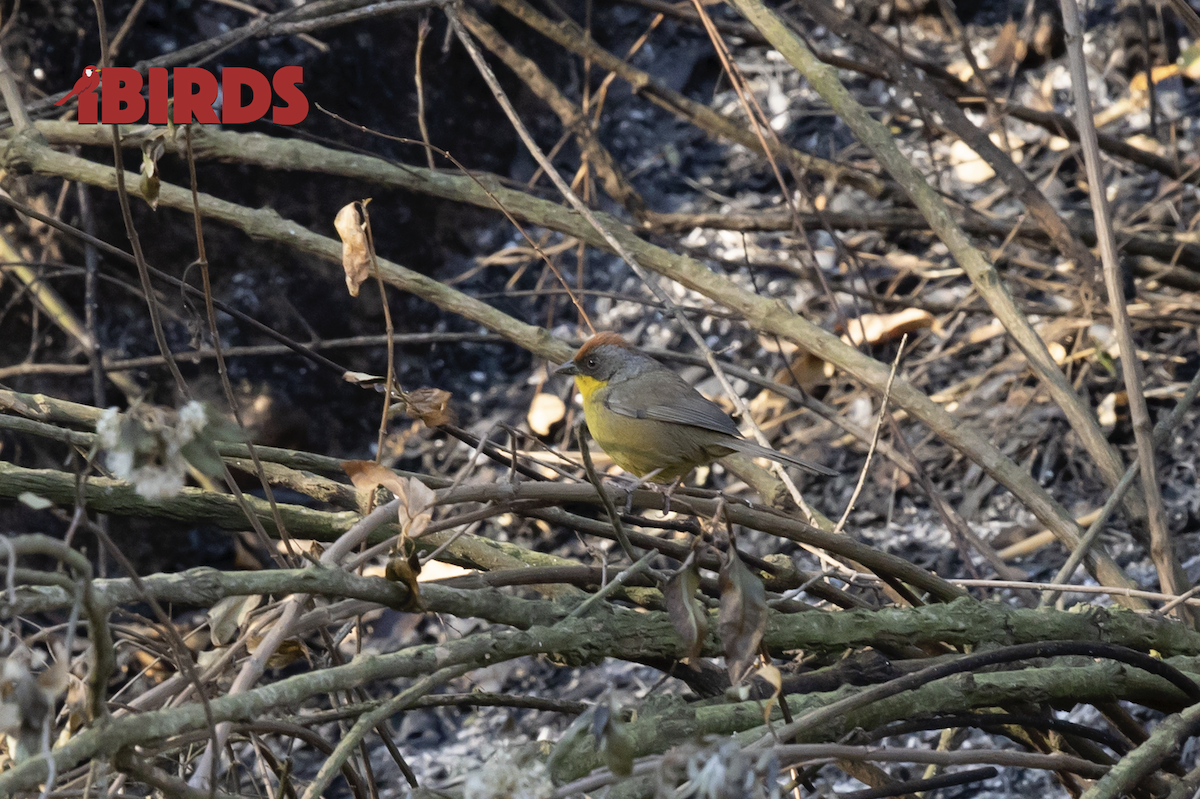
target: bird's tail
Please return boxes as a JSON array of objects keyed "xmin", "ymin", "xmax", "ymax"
[{"xmin": 725, "ymin": 438, "xmax": 837, "ymax": 477}]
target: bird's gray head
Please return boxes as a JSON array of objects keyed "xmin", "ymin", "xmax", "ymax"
[{"xmin": 554, "ymin": 332, "xmax": 660, "ymax": 383}]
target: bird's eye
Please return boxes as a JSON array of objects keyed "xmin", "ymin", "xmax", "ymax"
[{"xmin": 586, "ymin": 357, "xmax": 598, "ymax": 369}]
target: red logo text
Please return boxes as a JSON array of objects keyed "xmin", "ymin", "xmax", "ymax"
[{"xmin": 57, "ymin": 66, "xmax": 308, "ymax": 125}]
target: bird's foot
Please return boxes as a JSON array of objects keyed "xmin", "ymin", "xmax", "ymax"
[
  {"xmin": 603, "ymin": 469, "xmax": 665, "ymax": 513},
  {"xmin": 603, "ymin": 470, "xmax": 683, "ymax": 514},
  {"xmin": 658, "ymin": 477, "xmax": 683, "ymax": 515}
]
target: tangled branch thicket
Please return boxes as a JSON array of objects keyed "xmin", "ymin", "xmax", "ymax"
[{"xmin": 3, "ymin": 0, "xmax": 1200, "ymax": 795}]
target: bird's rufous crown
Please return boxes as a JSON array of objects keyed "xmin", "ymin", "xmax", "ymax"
[{"xmin": 574, "ymin": 332, "xmax": 631, "ymax": 361}]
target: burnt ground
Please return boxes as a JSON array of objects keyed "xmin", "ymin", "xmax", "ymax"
[{"xmin": 2, "ymin": 0, "xmax": 1200, "ymax": 794}]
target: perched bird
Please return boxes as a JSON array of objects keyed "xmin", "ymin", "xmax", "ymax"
[
  {"xmin": 56, "ymin": 66, "xmax": 101, "ymax": 106},
  {"xmin": 556, "ymin": 332, "xmax": 836, "ymax": 482}
]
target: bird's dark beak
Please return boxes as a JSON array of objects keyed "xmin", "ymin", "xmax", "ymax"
[{"xmin": 555, "ymin": 363, "xmax": 579, "ymax": 377}]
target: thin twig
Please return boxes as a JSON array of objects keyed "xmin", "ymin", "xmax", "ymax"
[
  {"xmin": 1057, "ymin": 0, "xmax": 1191, "ymax": 623},
  {"xmin": 576, "ymin": 422, "xmax": 640, "ymax": 564},
  {"xmin": 834, "ymin": 336, "xmax": 905, "ymax": 535},
  {"xmin": 1042, "ymin": 362, "xmax": 1200, "ymax": 606}
]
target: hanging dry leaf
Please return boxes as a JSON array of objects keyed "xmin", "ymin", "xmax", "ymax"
[
  {"xmin": 841, "ymin": 309, "xmax": 934, "ymax": 347},
  {"xmin": 527, "ymin": 392, "xmax": 566, "ymax": 436},
  {"xmin": 247, "ymin": 636, "xmax": 307, "ymax": 669},
  {"xmin": 342, "ymin": 462, "xmax": 435, "ymax": 538},
  {"xmin": 949, "ymin": 140, "xmax": 995, "ymax": 184},
  {"xmin": 756, "ymin": 664, "xmax": 782, "ymax": 723},
  {"xmin": 334, "ymin": 201, "xmax": 373, "ymax": 297},
  {"xmin": 343, "ymin": 459, "xmax": 407, "ymax": 512},
  {"xmin": 718, "ymin": 546, "xmax": 768, "ymax": 685},
  {"xmin": 988, "ymin": 19, "xmax": 1024, "ymax": 73},
  {"xmin": 385, "ymin": 547, "xmax": 425, "ymax": 611},
  {"xmin": 966, "ymin": 318, "xmax": 1006, "ymax": 345},
  {"xmin": 342, "ymin": 370, "xmax": 386, "ymax": 386},
  {"xmin": 139, "ymin": 137, "xmax": 164, "ymax": 210},
  {"xmin": 403, "ymin": 387, "xmax": 455, "ymax": 427},
  {"xmin": 207, "ymin": 594, "xmax": 262, "ymax": 647},
  {"xmin": 396, "ymin": 475, "xmax": 436, "ymax": 540},
  {"xmin": 16, "ymin": 492, "xmax": 51, "ymax": 510},
  {"xmin": 773, "ymin": 352, "xmax": 830, "ymax": 393},
  {"xmin": 1182, "ymin": 42, "xmax": 1200, "ymax": 79},
  {"xmin": 36, "ymin": 656, "xmax": 69, "ymax": 699},
  {"xmin": 664, "ymin": 555, "xmax": 708, "ymax": 663},
  {"xmin": 590, "ymin": 697, "xmax": 634, "ymax": 777}
]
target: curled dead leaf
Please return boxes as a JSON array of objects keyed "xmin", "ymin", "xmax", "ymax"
[
  {"xmin": 385, "ymin": 548, "xmax": 425, "ymax": 611},
  {"xmin": 756, "ymin": 663, "xmax": 782, "ymax": 723},
  {"xmin": 208, "ymin": 594, "xmax": 262, "ymax": 647},
  {"xmin": 842, "ymin": 309, "xmax": 934, "ymax": 347},
  {"xmin": 343, "ymin": 459, "xmax": 406, "ymax": 512},
  {"xmin": 396, "ymin": 475, "xmax": 436, "ymax": 540},
  {"xmin": 718, "ymin": 546, "xmax": 768, "ymax": 686},
  {"xmin": 139, "ymin": 142, "xmax": 161, "ymax": 211},
  {"xmin": 949, "ymin": 140, "xmax": 995, "ymax": 184},
  {"xmin": 527, "ymin": 392, "xmax": 566, "ymax": 436},
  {"xmin": 664, "ymin": 554, "xmax": 708, "ymax": 663},
  {"xmin": 591, "ymin": 697, "xmax": 634, "ymax": 777},
  {"xmin": 343, "ymin": 462, "xmax": 435, "ymax": 538},
  {"xmin": 342, "ymin": 370, "xmax": 386, "ymax": 387},
  {"xmin": 773, "ymin": 352, "xmax": 831, "ymax": 394},
  {"xmin": 403, "ymin": 387, "xmax": 455, "ymax": 427},
  {"xmin": 247, "ymin": 636, "xmax": 307, "ymax": 669},
  {"xmin": 334, "ymin": 201, "xmax": 373, "ymax": 297}
]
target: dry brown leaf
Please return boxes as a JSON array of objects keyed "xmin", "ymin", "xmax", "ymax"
[
  {"xmin": 1183, "ymin": 43, "xmax": 1200, "ymax": 79},
  {"xmin": 842, "ymin": 308, "xmax": 934, "ymax": 347},
  {"xmin": 343, "ymin": 459, "xmax": 407, "ymax": 511},
  {"xmin": 756, "ymin": 664, "xmax": 782, "ymax": 723},
  {"xmin": 664, "ymin": 555, "xmax": 708, "ymax": 663},
  {"xmin": 989, "ymin": 19, "xmax": 1025, "ymax": 73},
  {"xmin": 718, "ymin": 546, "xmax": 768, "ymax": 685},
  {"xmin": 396, "ymin": 476, "xmax": 436, "ymax": 540},
  {"xmin": 949, "ymin": 140, "xmax": 995, "ymax": 184},
  {"xmin": 1129, "ymin": 64, "xmax": 1182, "ymax": 92},
  {"xmin": 748, "ymin": 388, "xmax": 788, "ymax": 423},
  {"xmin": 385, "ymin": 548, "xmax": 425, "ymax": 611},
  {"xmin": 527, "ymin": 392, "xmax": 566, "ymax": 436},
  {"xmin": 965, "ymin": 318, "xmax": 1006, "ymax": 345},
  {"xmin": 334, "ymin": 201, "xmax": 373, "ymax": 297},
  {"xmin": 208, "ymin": 594, "xmax": 262, "ymax": 647},
  {"xmin": 247, "ymin": 636, "xmax": 307, "ymax": 669},
  {"xmin": 139, "ymin": 138, "xmax": 163, "ymax": 211},
  {"xmin": 342, "ymin": 370, "xmax": 385, "ymax": 386},
  {"xmin": 591, "ymin": 699, "xmax": 635, "ymax": 777},
  {"xmin": 343, "ymin": 461, "xmax": 435, "ymax": 537},
  {"xmin": 403, "ymin": 387, "xmax": 455, "ymax": 427},
  {"xmin": 1098, "ymin": 392, "xmax": 1119, "ymax": 428},
  {"xmin": 773, "ymin": 352, "xmax": 830, "ymax": 393}
]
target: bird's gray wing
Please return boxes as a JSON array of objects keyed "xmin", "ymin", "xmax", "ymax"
[
  {"xmin": 605, "ymin": 374, "xmax": 742, "ymax": 437},
  {"xmin": 641, "ymin": 399, "xmax": 742, "ymax": 437}
]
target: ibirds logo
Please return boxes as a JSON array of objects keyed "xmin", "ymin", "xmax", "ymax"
[{"xmin": 56, "ymin": 65, "xmax": 308, "ymax": 125}]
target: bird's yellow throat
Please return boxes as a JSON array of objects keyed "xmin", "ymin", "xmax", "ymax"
[{"xmin": 573, "ymin": 374, "xmax": 606, "ymax": 403}]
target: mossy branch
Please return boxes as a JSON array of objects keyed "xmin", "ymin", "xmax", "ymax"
[{"xmin": 1, "ymin": 123, "xmax": 1142, "ymax": 602}]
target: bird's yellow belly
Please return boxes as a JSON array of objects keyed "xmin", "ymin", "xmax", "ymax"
[{"xmin": 578, "ymin": 379, "xmax": 723, "ymax": 481}]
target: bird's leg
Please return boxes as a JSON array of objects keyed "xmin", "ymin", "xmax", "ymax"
[
  {"xmin": 604, "ymin": 468, "xmax": 665, "ymax": 513},
  {"xmin": 659, "ymin": 476, "xmax": 683, "ymax": 515}
]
